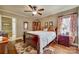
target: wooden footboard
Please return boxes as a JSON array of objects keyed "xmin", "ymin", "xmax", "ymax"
[{"xmin": 23, "ymin": 32, "xmax": 40, "ymax": 54}]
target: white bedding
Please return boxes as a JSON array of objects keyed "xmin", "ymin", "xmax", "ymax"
[{"xmin": 27, "ymin": 31, "xmax": 56, "ymax": 53}]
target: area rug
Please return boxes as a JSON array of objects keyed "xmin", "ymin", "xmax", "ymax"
[
  {"xmin": 15, "ymin": 42, "xmax": 37, "ymax": 54},
  {"xmin": 14, "ymin": 41, "xmax": 56, "ymax": 54}
]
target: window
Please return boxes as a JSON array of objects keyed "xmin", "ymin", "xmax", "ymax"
[
  {"xmin": 60, "ymin": 16, "xmax": 71, "ymax": 35},
  {"xmin": 24, "ymin": 22, "xmax": 28, "ymax": 30}
]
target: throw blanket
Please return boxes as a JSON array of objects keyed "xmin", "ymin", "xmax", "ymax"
[{"xmin": 27, "ymin": 31, "xmax": 56, "ymax": 53}]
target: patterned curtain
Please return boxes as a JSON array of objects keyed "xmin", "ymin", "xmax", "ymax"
[
  {"xmin": 70, "ymin": 13, "xmax": 77, "ymax": 44},
  {"xmin": 57, "ymin": 16, "xmax": 63, "ymax": 35}
]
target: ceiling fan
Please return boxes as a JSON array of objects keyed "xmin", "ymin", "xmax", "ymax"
[{"xmin": 24, "ymin": 5, "xmax": 44, "ymax": 16}]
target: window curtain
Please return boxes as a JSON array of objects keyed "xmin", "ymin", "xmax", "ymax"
[
  {"xmin": 70, "ymin": 13, "xmax": 77, "ymax": 44},
  {"xmin": 57, "ymin": 16, "xmax": 63, "ymax": 35}
]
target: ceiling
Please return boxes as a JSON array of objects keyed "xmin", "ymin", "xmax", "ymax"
[{"xmin": 0, "ymin": 5, "xmax": 78, "ymax": 19}]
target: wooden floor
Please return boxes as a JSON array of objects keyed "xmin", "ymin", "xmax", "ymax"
[
  {"xmin": 0, "ymin": 41, "xmax": 78, "ymax": 54},
  {"xmin": 7, "ymin": 42, "xmax": 17, "ymax": 54},
  {"xmin": 0, "ymin": 41, "xmax": 17, "ymax": 54},
  {"xmin": 50, "ymin": 42, "xmax": 79, "ymax": 54}
]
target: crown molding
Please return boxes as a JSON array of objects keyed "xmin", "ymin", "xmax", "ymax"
[{"xmin": 0, "ymin": 8, "xmax": 31, "ymax": 19}]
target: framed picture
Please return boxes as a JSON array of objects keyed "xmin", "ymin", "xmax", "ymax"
[
  {"xmin": 45, "ymin": 22, "xmax": 48, "ymax": 27},
  {"xmin": 49, "ymin": 21, "xmax": 53, "ymax": 26}
]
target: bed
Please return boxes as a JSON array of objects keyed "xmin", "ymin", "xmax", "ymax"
[{"xmin": 23, "ymin": 31, "xmax": 56, "ymax": 54}]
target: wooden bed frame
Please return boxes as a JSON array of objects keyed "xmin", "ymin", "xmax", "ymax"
[{"xmin": 23, "ymin": 32, "xmax": 40, "ymax": 54}]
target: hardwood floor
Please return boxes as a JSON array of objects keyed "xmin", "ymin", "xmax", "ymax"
[
  {"xmin": 0, "ymin": 40, "xmax": 78, "ymax": 54},
  {"xmin": 7, "ymin": 42, "xmax": 17, "ymax": 54},
  {"xmin": 0, "ymin": 41, "xmax": 17, "ymax": 54},
  {"xmin": 49, "ymin": 42, "xmax": 78, "ymax": 54}
]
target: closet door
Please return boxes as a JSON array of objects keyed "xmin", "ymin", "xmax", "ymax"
[{"xmin": 1, "ymin": 16, "xmax": 12, "ymax": 37}]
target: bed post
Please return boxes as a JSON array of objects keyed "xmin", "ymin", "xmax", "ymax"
[{"xmin": 23, "ymin": 32, "xmax": 26, "ymax": 43}]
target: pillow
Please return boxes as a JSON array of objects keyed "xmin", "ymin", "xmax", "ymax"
[
  {"xmin": 0, "ymin": 36, "xmax": 3, "ymax": 42},
  {"xmin": 43, "ymin": 28, "xmax": 48, "ymax": 31}
]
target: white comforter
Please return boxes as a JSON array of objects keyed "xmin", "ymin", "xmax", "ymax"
[{"xmin": 27, "ymin": 31, "xmax": 56, "ymax": 53}]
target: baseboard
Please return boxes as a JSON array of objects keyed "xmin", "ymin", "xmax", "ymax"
[
  {"xmin": 71, "ymin": 43, "xmax": 79, "ymax": 47},
  {"xmin": 16, "ymin": 37, "xmax": 23, "ymax": 40},
  {"xmin": 9, "ymin": 36, "xmax": 23, "ymax": 42}
]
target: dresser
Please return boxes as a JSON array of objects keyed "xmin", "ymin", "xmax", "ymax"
[{"xmin": 58, "ymin": 35, "xmax": 70, "ymax": 47}]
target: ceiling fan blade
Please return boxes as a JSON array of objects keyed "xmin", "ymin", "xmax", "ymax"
[
  {"xmin": 33, "ymin": 6, "xmax": 37, "ymax": 10},
  {"xmin": 38, "ymin": 12, "xmax": 42, "ymax": 15},
  {"xmin": 28, "ymin": 5, "xmax": 33, "ymax": 9},
  {"xmin": 24, "ymin": 10, "xmax": 32, "ymax": 12},
  {"xmin": 38, "ymin": 8, "xmax": 44, "ymax": 11}
]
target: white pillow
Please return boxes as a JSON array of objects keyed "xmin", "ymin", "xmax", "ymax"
[
  {"xmin": 43, "ymin": 28, "xmax": 48, "ymax": 31},
  {"xmin": 0, "ymin": 36, "xmax": 3, "ymax": 42}
]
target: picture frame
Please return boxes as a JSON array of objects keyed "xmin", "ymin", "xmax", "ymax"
[
  {"xmin": 45, "ymin": 22, "xmax": 48, "ymax": 27},
  {"xmin": 49, "ymin": 21, "xmax": 53, "ymax": 26}
]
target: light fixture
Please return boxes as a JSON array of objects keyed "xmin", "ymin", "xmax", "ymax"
[{"xmin": 32, "ymin": 11, "xmax": 37, "ymax": 15}]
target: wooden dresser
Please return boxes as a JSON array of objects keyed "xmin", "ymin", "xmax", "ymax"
[{"xmin": 58, "ymin": 35, "xmax": 70, "ymax": 47}]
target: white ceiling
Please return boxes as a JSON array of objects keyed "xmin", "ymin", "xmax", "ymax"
[{"xmin": 0, "ymin": 5, "xmax": 78, "ymax": 19}]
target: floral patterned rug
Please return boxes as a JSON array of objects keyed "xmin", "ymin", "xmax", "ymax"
[
  {"xmin": 14, "ymin": 41, "xmax": 55, "ymax": 54},
  {"xmin": 15, "ymin": 42, "xmax": 37, "ymax": 54}
]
